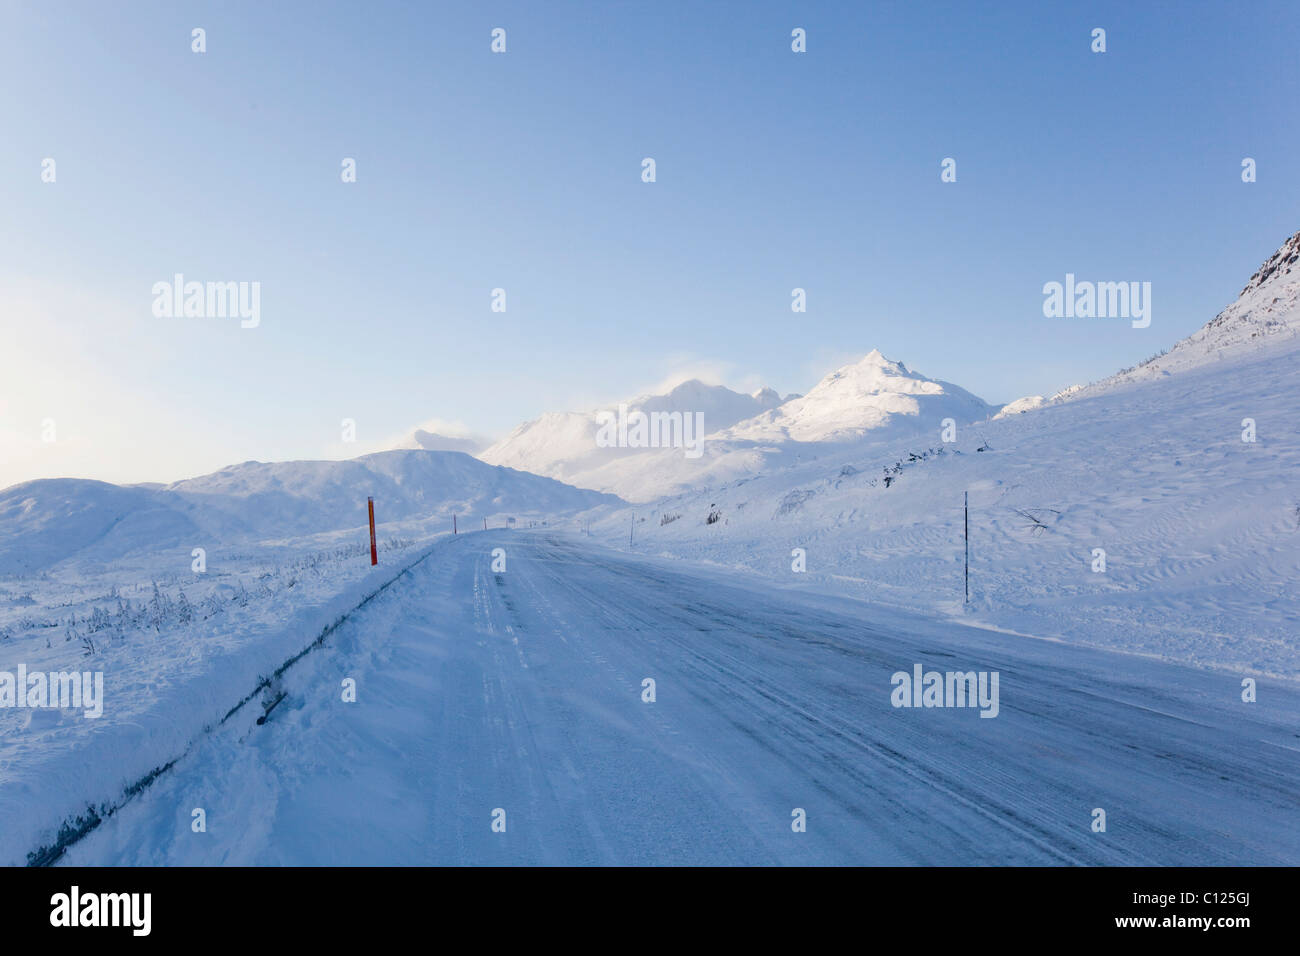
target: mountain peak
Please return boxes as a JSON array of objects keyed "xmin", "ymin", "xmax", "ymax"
[
  {"xmin": 856, "ymin": 348, "xmax": 896, "ymax": 368},
  {"xmin": 722, "ymin": 352, "xmax": 992, "ymax": 444},
  {"xmin": 817, "ymin": 350, "xmax": 917, "ymax": 391},
  {"xmin": 1240, "ymin": 229, "xmax": 1300, "ymax": 297}
]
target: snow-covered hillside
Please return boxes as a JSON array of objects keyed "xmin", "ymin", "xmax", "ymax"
[
  {"xmin": 0, "ymin": 450, "xmax": 615, "ymax": 575},
  {"xmin": 1001, "ymin": 230, "xmax": 1300, "ymax": 413},
  {"xmin": 1094, "ymin": 229, "xmax": 1300, "ymax": 388}
]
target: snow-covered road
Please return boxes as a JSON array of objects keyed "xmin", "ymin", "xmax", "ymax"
[{"xmin": 65, "ymin": 531, "xmax": 1300, "ymax": 865}]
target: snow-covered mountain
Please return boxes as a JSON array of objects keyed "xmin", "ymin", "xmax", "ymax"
[
  {"xmin": 0, "ymin": 450, "xmax": 616, "ymax": 575},
  {"xmin": 478, "ymin": 379, "xmax": 786, "ymax": 484},
  {"xmin": 719, "ymin": 350, "xmax": 994, "ymax": 443},
  {"xmin": 478, "ymin": 352, "xmax": 997, "ymax": 501}
]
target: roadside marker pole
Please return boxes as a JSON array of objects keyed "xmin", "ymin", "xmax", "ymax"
[
  {"xmin": 368, "ymin": 497, "xmax": 378, "ymax": 566},
  {"xmin": 964, "ymin": 491, "xmax": 969, "ymax": 603},
  {"xmin": 454, "ymin": 514, "xmax": 458, "ymax": 535}
]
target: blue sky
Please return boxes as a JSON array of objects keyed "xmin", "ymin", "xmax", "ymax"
[{"xmin": 2, "ymin": 0, "xmax": 1297, "ymax": 487}]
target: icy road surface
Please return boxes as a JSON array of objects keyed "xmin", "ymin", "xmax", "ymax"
[{"xmin": 66, "ymin": 532, "xmax": 1300, "ymax": 865}]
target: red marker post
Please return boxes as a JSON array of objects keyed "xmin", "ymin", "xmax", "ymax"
[{"xmin": 367, "ymin": 496, "xmax": 378, "ymax": 566}]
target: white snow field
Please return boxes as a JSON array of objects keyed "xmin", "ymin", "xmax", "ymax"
[{"xmin": 56, "ymin": 532, "xmax": 1299, "ymax": 866}]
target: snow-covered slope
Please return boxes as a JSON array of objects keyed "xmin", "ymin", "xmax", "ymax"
[
  {"xmin": 990, "ymin": 232, "xmax": 1300, "ymax": 422},
  {"xmin": 0, "ymin": 450, "xmax": 616, "ymax": 575},
  {"xmin": 1066, "ymin": 231, "xmax": 1300, "ymax": 405},
  {"xmin": 0, "ymin": 480, "xmax": 201, "ymax": 577},
  {"xmin": 1120, "ymin": 228, "xmax": 1300, "ymax": 373}
]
